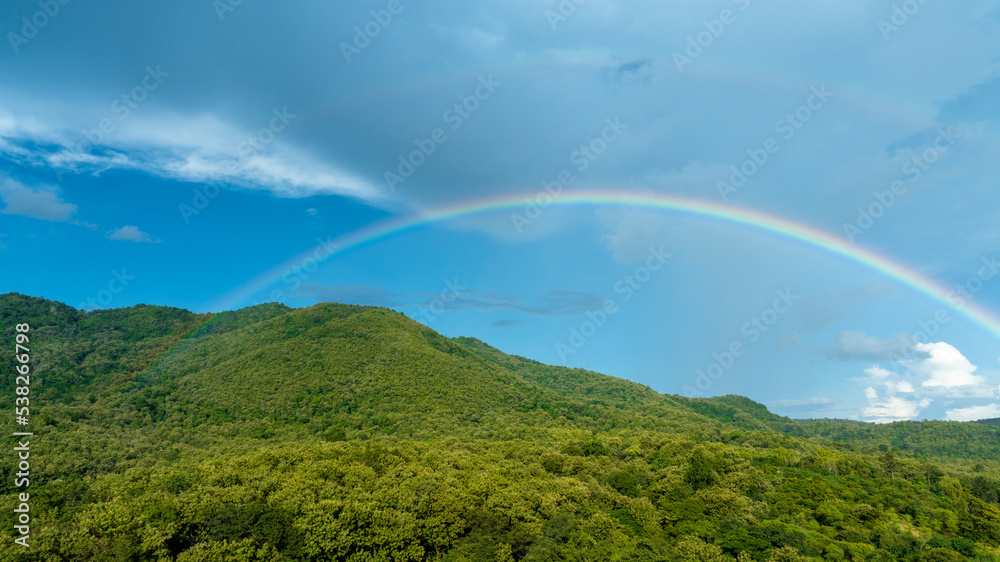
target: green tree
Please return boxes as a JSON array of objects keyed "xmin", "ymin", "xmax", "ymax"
[{"xmin": 684, "ymin": 449, "xmax": 717, "ymax": 491}]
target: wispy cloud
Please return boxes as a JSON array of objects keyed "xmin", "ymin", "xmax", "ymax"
[
  {"xmin": 106, "ymin": 225, "xmax": 158, "ymax": 243},
  {"xmin": 294, "ymin": 283, "xmax": 607, "ymax": 317},
  {"xmin": 774, "ymin": 397, "xmax": 835, "ymax": 407},
  {"xmin": 833, "ymin": 330, "xmax": 928, "ymax": 361},
  {"xmin": 292, "ymin": 284, "xmax": 396, "ymax": 307},
  {"xmin": 597, "ymin": 207, "xmax": 671, "ymax": 264},
  {"xmin": 770, "ymin": 397, "xmax": 835, "ymax": 414},
  {"xmin": 0, "ymin": 176, "xmax": 77, "ymax": 222},
  {"xmin": 0, "ymin": 111, "xmax": 382, "ymax": 202}
]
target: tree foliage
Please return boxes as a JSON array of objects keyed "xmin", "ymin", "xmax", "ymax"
[{"xmin": 3, "ymin": 293, "xmax": 1000, "ymax": 560}]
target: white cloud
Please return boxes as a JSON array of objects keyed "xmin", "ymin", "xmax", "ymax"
[
  {"xmin": 859, "ymin": 362, "xmax": 928, "ymax": 422},
  {"xmin": 945, "ymin": 403, "xmax": 1000, "ymax": 422},
  {"xmin": 0, "ymin": 178, "xmax": 77, "ymax": 222},
  {"xmin": 880, "ymin": 379, "xmax": 916, "ymax": 394},
  {"xmin": 106, "ymin": 225, "xmax": 157, "ymax": 243},
  {"xmin": 895, "ymin": 380, "xmax": 915, "ymax": 393},
  {"xmin": 864, "ymin": 365, "xmax": 894, "ymax": 378},
  {"xmin": 597, "ymin": 207, "xmax": 670, "ymax": 264},
  {"xmin": 857, "ymin": 341, "xmax": 998, "ymax": 421},
  {"xmin": 912, "ymin": 342, "xmax": 984, "ymax": 389},
  {"xmin": 863, "ymin": 396, "xmax": 923, "ymax": 423},
  {"xmin": 0, "ymin": 111, "xmax": 382, "ymax": 203}
]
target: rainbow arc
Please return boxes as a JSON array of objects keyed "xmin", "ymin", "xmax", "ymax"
[{"xmin": 211, "ymin": 190, "xmax": 1000, "ymax": 342}]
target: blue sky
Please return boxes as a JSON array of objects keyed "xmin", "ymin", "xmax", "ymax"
[{"xmin": 2, "ymin": 0, "xmax": 1000, "ymax": 422}]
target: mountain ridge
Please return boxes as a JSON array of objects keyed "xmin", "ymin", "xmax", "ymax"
[{"xmin": 5, "ymin": 292, "xmax": 1000, "ymax": 561}]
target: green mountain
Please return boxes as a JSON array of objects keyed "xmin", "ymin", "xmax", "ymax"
[{"xmin": 3, "ymin": 292, "xmax": 1000, "ymax": 561}]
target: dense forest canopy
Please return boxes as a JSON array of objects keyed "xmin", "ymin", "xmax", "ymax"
[{"xmin": 2, "ymin": 292, "xmax": 1000, "ymax": 561}]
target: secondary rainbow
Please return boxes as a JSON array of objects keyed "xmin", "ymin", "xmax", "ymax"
[{"xmin": 211, "ymin": 190, "xmax": 1000, "ymax": 342}]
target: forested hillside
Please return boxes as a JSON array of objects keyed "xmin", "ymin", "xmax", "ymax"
[{"xmin": 3, "ymin": 292, "xmax": 1000, "ymax": 561}]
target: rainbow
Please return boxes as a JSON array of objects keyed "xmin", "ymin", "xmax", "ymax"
[{"xmin": 210, "ymin": 190, "xmax": 1000, "ymax": 341}]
